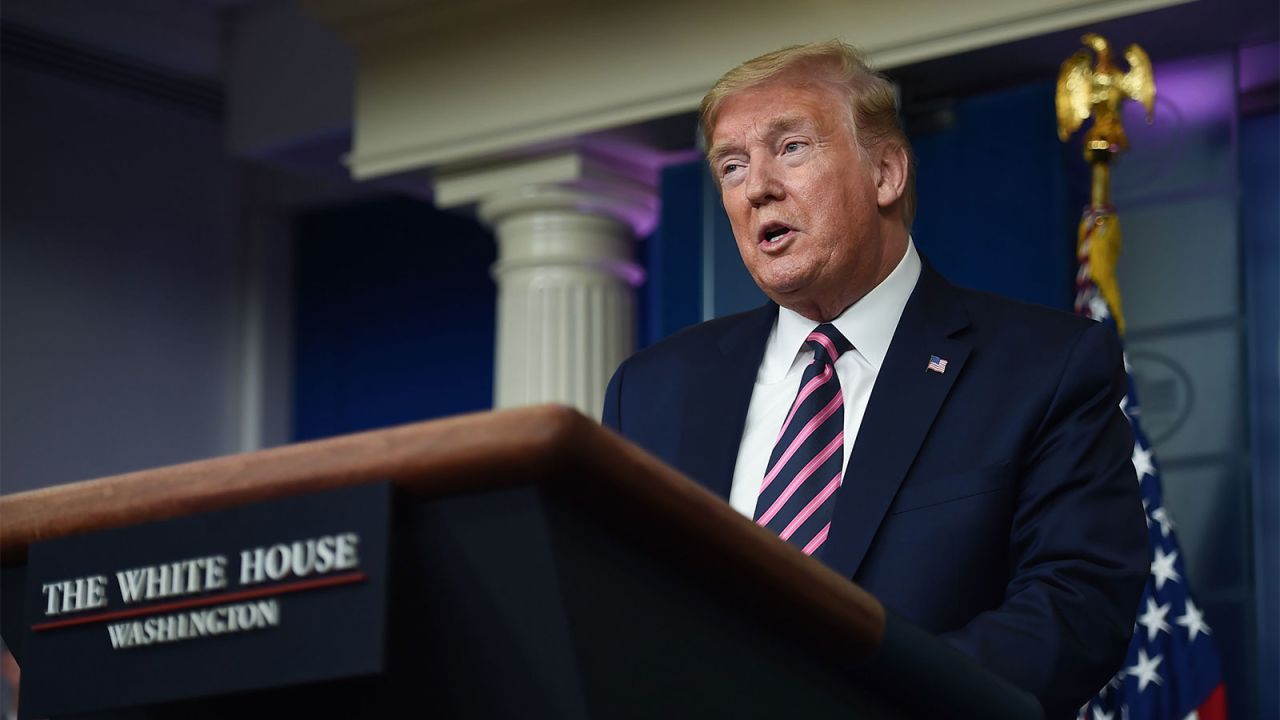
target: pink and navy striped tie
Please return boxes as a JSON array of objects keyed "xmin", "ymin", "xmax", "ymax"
[{"xmin": 754, "ymin": 323, "xmax": 852, "ymax": 557}]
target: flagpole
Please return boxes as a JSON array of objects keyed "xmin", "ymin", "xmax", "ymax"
[
  {"xmin": 1057, "ymin": 33, "xmax": 1230, "ymax": 720},
  {"xmin": 1091, "ymin": 160, "xmax": 1111, "ymax": 209}
]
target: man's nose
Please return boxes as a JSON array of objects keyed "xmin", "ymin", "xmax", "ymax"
[{"xmin": 745, "ymin": 158, "xmax": 783, "ymax": 206}]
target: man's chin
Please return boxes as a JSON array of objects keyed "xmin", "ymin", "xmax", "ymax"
[
  {"xmin": 760, "ymin": 274, "xmax": 812, "ymax": 299},
  {"xmin": 760, "ymin": 281, "xmax": 849, "ymax": 322},
  {"xmin": 762, "ymin": 284, "xmax": 813, "ymax": 311}
]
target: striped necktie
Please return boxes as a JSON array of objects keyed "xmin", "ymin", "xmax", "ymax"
[{"xmin": 754, "ymin": 323, "xmax": 852, "ymax": 557}]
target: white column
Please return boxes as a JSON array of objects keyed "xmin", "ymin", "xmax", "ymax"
[
  {"xmin": 236, "ymin": 205, "xmax": 295, "ymax": 452},
  {"xmin": 434, "ymin": 150, "xmax": 657, "ymax": 416}
]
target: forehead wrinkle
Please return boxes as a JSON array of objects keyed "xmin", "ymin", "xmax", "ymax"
[
  {"xmin": 748, "ymin": 113, "xmax": 815, "ymax": 148},
  {"xmin": 709, "ymin": 112, "xmax": 817, "ymax": 166},
  {"xmin": 765, "ymin": 114, "xmax": 810, "ymax": 136}
]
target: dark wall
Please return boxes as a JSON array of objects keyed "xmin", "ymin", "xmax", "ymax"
[
  {"xmin": 0, "ymin": 58, "xmax": 242, "ymax": 492},
  {"xmin": 291, "ymin": 198, "xmax": 496, "ymax": 441}
]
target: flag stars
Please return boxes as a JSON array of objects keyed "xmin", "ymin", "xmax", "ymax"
[
  {"xmin": 1131, "ymin": 443, "xmax": 1155, "ymax": 479},
  {"xmin": 1176, "ymin": 598, "xmax": 1212, "ymax": 642},
  {"xmin": 1076, "ymin": 231, "xmax": 1226, "ymax": 717},
  {"xmin": 1136, "ymin": 597, "xmax": 1172, "ymax": 642},
  {"xmin": 1079, "ymin": 258, "xmax": 1223, "ymax": 716},
  {"xmin": 1151, "ymin": 547, "xmax": 1182, "ymax": 591},
  {"xmin": 1151, "ymin": 506, "xmax": 1175, "ymax": 538},
  {"xmin": 1127, "ymin": 649, "xmax": 1164, "ymax": 692}
]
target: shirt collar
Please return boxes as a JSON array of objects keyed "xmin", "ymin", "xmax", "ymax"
[{"xmin": 758, "ymin": 238, "xmax": 922, "ymax": 383}]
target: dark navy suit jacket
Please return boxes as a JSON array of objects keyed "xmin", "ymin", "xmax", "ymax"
[{"xmin": 602, "ymin": 262, "xmax": 1148, "ymax": 719}]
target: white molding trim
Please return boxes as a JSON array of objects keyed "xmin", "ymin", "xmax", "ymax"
[{"xmin": 306, "ymin": 0, "xmax": 1191, "ymax": 179}]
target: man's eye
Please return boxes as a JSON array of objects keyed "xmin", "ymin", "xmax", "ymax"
[
  {"xmin": 783, "ymin": 141, "xmax": 804, "ymax": 153},
  {"xmin": 722, "ymin": 162, "xmax": 743, "ymax": 176}
]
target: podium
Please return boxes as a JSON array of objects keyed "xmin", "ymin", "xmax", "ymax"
[{"xmin": 0, "ymin": 406, "xmax": 1042, "ymax": 719}]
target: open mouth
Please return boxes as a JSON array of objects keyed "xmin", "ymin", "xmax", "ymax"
[{"xmin": 759, "ymin": 222, "xmax": 795, "ymax": 245}]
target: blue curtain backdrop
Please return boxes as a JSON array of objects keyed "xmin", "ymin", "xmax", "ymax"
[{"xmin": 910, "ymin": 81, "xmax": 1077, "ymax": 311}]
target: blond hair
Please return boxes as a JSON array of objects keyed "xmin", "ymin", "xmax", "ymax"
[{"xmin": 699, "ymin": 40, "xmax": 916, "ymax": 227}]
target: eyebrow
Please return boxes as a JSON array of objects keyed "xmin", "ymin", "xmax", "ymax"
[{"xmin": 706, "ymin": 114, "xmax": 814, "ymax": 168}]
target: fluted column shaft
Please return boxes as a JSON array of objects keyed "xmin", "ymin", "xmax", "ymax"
[
  {"xmin": 434, "ymin": 151, "xmax": 656, "ymax": 417},
  {"xmin": 486, "ymin": 201, "xmax": 639, "ymax": 413}
]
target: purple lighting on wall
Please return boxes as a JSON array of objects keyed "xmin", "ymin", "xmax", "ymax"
[
  {"xmin": 1125, "ymin": 54, "xmax": 1236, "ymax": 128},
  {"xmin": 1239, "ymin": 42, "xmax": 1279, "ymax": 92}
]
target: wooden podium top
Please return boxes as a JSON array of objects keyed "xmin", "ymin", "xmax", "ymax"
[{"xmin": 0, "ymin": 405, "xmax": 885, "ymax": 663}]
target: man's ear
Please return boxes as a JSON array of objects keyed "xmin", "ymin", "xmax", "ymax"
[{"xmin": 875, "ymin": 143, "xmax": 908, "ymax": 209}]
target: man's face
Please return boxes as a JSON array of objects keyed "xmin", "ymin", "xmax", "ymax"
[{"xmin": 709, "ymin": 78, "xmax": 903, "ymax": 321}]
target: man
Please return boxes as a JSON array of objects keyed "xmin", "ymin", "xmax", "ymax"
[{"xmin": 602, "ymin": 41, "xmax": 1148, "ymax": 718}]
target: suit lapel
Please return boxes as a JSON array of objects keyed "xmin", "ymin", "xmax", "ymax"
[
  {"xmin": 676, "ymin": 303, "xmax": 776, "ymax": 500},
  {"xmin": 822, "ymin": 263, "xmax": 972, "ymax": 579}
]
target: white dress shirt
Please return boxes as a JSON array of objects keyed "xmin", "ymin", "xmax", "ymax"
[{"xmin": 728, "ymin": 240, "xmax": 923, "ymax": 519}]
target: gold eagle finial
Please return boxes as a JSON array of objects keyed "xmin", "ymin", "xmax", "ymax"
[
  {"xmin": 1058, "ymin": 33, "xmax": 1157, "ymax": 338},
  {"xmin": 1056, "ymin": 33, "xmax": 1155, "ymax": 155}
]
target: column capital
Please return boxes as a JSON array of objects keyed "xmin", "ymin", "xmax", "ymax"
[
  {"xmin": 431, "ymin": 148, "xmax": 650, "ymax": 415},
  {"xmin": 433, "ymin": 149, "xmax": 659, "ymax": 237}
]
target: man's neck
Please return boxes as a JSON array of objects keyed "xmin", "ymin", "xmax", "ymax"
[{"xmin": 787, "ymin": 231, "xmax": 910, "ymax": 322}]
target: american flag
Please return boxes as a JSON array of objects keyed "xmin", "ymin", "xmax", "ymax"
[
  {"xmin": 926, "ymin": 355, "xmax": 948, "ymax": 374},
  {"xmin": 1075, "ymin": 206, "xmax": 1227, "ymax": 720}
]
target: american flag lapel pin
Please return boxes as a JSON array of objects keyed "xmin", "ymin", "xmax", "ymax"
[{"xmin": 926, "ymin": 355, "xmax": 948, "ymax": 374}]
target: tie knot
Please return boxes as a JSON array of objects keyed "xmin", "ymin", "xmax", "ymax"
[{"xmin": 806, "ymin": 324, "xmax": 852, "ymax": 365}]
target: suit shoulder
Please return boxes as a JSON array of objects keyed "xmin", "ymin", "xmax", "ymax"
[
  {"xmin": 947, "ymin": 284, "xmax": 1125, "ymax": 403},
  {"xmin": 954, "ymin": 286, "xmax": 1095, "ymax": 345}
]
